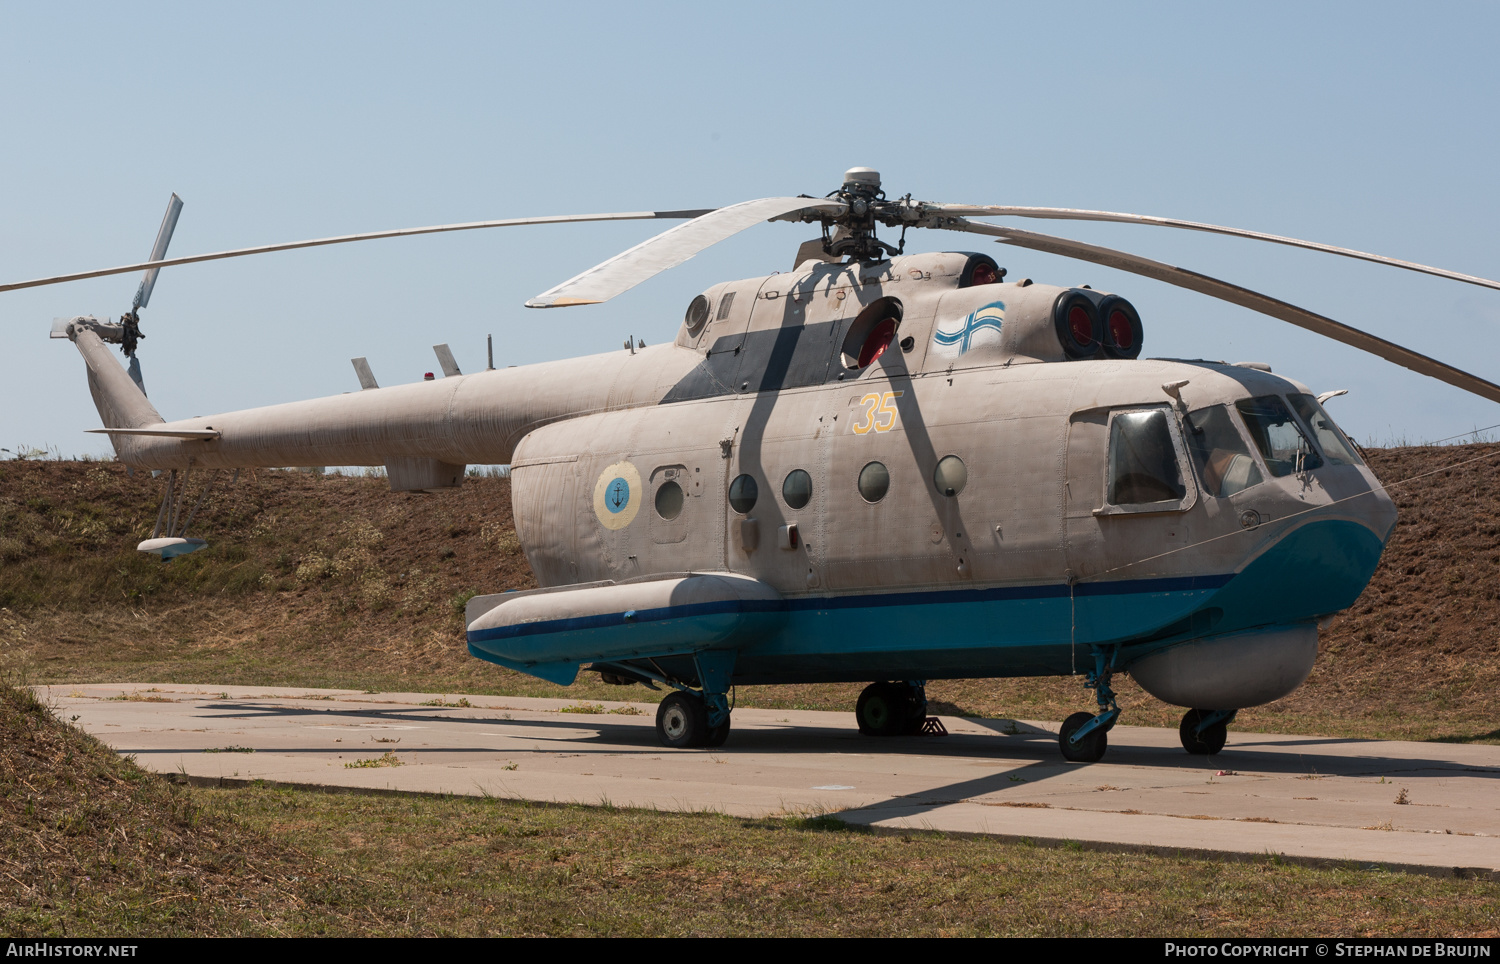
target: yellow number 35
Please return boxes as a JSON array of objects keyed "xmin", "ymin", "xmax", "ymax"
[{"xmin": 852, "ymin": 391, "xmax": 904, "ymax": 435}]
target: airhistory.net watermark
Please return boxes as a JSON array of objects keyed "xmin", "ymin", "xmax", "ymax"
[{"xmin": 5, "ymin": 945, "xmax": 138, "ymax": 958}]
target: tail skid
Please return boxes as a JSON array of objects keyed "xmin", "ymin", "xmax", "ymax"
[{"xmin": 137, "ymin": 466, "xmax": 230, "ymax": 561}]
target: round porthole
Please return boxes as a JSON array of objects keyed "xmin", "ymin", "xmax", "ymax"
[
  {"xmin": 933, "ymin": 456, "xmax": 967, "ymax": 497},
  {"xmin": 655, "ymin": 480, "xmax": 684, "ymax": 520},
  {"xmin": 729, "ymin": 474, "xmax": 758, "ymax": 513},
  {"xmin": 858, "ymin": 461, "xmax": 890, "ymax": 503},
  {"xmin": 782, "ymin": 469, "xmax": 812, "ymax": 510}
]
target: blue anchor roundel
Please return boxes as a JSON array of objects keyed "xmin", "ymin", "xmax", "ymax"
[
  {"xmin": 593, "ymin": 461, "xmax": 643, "ymax": 531},
  {"xmin": 605, "ymin": 477, "xmax": 630, "ymax": 513}
]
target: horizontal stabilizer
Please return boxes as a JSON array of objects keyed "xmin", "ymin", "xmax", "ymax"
[{"xmin": 87, "ymin": 427, "xmax": 220, "ymax": 439}]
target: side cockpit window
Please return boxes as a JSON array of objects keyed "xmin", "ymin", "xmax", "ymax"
[
  {"xmin": 1106, "ymin": 408, "xmax": 1190, "ymax": 508},
  {"xmin": 1236, "ymin": 395, "xmax": 1322, "ymax": 476},
  {"xmin": 1185, "ymin": 406, "xmax": 1264, "ymax": 498},
  {"xmin": 1288, "ymin": 394, "xmax": 1362, "ymax": 466}
]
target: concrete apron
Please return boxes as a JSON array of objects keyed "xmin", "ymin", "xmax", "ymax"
[{"xmin": 37, "ymin": 682, "xmax": 1500, "ymax": 881}]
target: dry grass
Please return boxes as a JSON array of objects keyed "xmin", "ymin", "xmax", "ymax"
[
  {"xmin": 4, "ymin": 448, "xmax": 1500, "ymax": 938},
  {"xmin": 0, "ymin": 683, "xmax": 314, "ymax": 935},
  {"xmin": 2, "ymin": 448, "xmax": 1499, "ymax": 743},
  {"xmin": 4, "ymin": 680, "xmax": 1497, "ymax": 937}
]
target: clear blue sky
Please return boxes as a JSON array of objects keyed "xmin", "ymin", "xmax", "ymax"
[{"xmin": 3, "ymin": 1, "xmax": 1498, "ymax": 456}]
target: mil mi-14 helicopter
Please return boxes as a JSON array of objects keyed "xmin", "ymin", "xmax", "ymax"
[{"xmin": 8, "ymin": 167, "xmax": 1500, "ymax": 762}]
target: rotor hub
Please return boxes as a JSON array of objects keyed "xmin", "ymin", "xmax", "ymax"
[
  {"xmin": 823, "ymin": 167, "xmax": 905, "ymax": 262},
  {"xmin": 841, "ymin": 167, "xmax": 882, "ymax": 196}
]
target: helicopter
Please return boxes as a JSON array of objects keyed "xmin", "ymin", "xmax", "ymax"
[{"xmin": 8, "ymin": 167, "xmax": 1500, "ymax": 762}]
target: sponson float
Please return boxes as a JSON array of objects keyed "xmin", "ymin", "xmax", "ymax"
[{"xmin": 15, "ymin": 167, "xmax": 1499, "ymax": 761}]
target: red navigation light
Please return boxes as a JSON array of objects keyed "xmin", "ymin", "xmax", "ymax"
[
  {"xmin": 858, "ymin": 317, "xmax": 898, "ymax": 368},
  {"xmin": 1108, "ymin": 309, "xmax": 1134, "ymax": 351},
  {"xmin": 1068, "ymin": 305, "xmax": 1094, "ymax": 347}
]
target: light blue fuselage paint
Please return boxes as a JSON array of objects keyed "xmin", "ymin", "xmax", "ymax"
[{"xmin": 467, "ymin": 517, "xmax": 1386, "ymax": 687}]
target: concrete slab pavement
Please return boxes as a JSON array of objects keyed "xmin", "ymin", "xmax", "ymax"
[{"xmin": 38, "ymin": 682, "xmax": 1500, "ymax": 880}]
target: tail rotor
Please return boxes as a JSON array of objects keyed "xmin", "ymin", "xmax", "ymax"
[{"xmin": 119, "ymin": 193, "xmax": 183, "ymax": 389}]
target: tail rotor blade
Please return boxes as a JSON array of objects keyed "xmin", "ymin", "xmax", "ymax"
[
  {"xmin": 133, "ymin": 193, "xmax": 184, "ymax": 311},
  {"xmin": 127, "ymin": 355, "xmax": 147, "ymax": 397}
]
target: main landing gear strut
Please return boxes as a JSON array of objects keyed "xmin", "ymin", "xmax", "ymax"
[{"xmin": 648, "ymin": 650, "xmax": 736, "ymax": 750}]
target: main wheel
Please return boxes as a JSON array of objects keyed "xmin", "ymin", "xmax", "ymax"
[
  {"xmin": 856, "ymin": 682, "xmax": 904, "ymax": 736},
  {"xmin": 899, "ymin": 691, "xmax": 929, "ymax": 735},
  {"xmin": 1059, "ymin": 711, "xmax": 1108, "ymax": 763},
  {"xmin": 1179, "ymin": 708, "xmax": 1228, "ymax": 755},
  {"xmin": 656, "ymin": 692, "xmax": 709, "ymax": 748},
  {"xmin": 704, "ymin": 719, "xmax": 730, "ymax": 748}
]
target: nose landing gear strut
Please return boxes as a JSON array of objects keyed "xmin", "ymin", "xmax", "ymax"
[{"xmin": 1059, "ymin": 650, "xmax": 1121, "ymax": 763}]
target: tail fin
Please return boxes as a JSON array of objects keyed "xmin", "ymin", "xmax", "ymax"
[{"xmin": 70, "ymin": 324, "xmax": 164, "ymax": 432}]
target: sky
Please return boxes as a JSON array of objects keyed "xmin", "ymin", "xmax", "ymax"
[{"xmin": 3, "ymin": 2, "xmax": 1498, "ymax": 458}]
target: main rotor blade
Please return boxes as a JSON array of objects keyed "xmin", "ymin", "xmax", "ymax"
[
  {"xmin": 133, "ymin": 193, "xmax": 184, "ymax": 311},
  {"xmin": 946, "ymin": 218, "xmax": 1500, "ymax": 406},
  {"xmin": 928, "ymin": 204, "xmax": 1500, "ymax": 293},
  {"xmin": 526, "ymin": 197, "xmax": 848, "ymax": 308},
  {"xmin": 0, "ymin": 209, "xmax": 714, "ymax": 295}
]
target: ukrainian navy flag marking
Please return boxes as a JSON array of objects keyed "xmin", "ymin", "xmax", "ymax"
[{"xmin": 933, "ymin": 300, "xmax": 1005, "ymax": 357}]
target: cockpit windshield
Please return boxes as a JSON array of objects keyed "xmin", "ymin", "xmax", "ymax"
[
  {"xmin": 1185, "ymin": 406, "xmax": 1263, "ymax": 497},
  {"xmin": 1235, "ymin": 395, "xmax": 1322, "ymax": 477},
  {"xmin": 1288, "ymin": 394, "xmax": 1363, "ymax": 466}
]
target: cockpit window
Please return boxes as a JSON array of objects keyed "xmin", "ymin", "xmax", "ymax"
[
  {"xmin": 1185, "ymin": 406, "xmax": 1264, "ymax": 498},
  {"xmin": 1107, "ymin": 408, "xmax": 1188, "ymax": 506},
  {"xmin": 1235, "ymin": 395, "xmax": 1322, "ymax": 476},
  {"xmin": 1288, "ymin": 394, "xmax": 1362, "ymax": 466}
]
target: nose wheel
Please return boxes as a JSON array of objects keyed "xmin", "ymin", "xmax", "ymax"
[
  {"xmin": 1058, "ymin": 650, "xmax": 1121, "ymax": 763},
  {"xmin": 1059, "ymin": 712, "xmax": 1108, "ymax": 762}
]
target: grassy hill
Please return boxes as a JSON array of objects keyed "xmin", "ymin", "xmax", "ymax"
[
  {"xmin": 1, "ymin": 449, "xmax": 1498, "ymax": 742},
  {"xmin": 3, "ymin": 452, "xmax": 1500, "ymax": 936}
]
